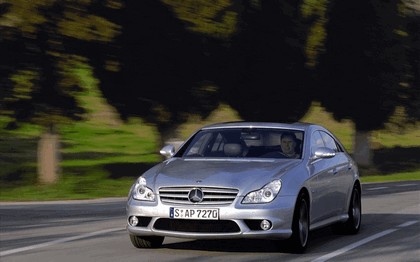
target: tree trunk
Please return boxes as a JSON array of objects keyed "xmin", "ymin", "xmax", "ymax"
[
  {"xmin": 37, "ymin": 127, "xmax": 61, "ymax": 184},
  {"xmin": 352, "ymin": 130, "xmax": 372, "ymax": 167}
]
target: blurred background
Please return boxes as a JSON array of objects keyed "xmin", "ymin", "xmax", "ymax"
[{"xmin": 0, "ymin": 0, "xmax": 419, "ymax": 200}]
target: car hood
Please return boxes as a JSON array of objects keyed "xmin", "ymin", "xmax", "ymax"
[{"xmin": 144, "ymin": 158, "xmax": 301, "ymax": 194}]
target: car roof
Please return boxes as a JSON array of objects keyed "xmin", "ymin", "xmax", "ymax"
[{"xmin": 200, "ymin": 121, "xmax": 315, "ymax": 131}]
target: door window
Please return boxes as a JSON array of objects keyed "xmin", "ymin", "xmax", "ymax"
[{"xmin": 320, "ymin": 131, "xmax": 339, "ymax": 152}]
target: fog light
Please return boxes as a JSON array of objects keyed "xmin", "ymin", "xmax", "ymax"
[
  {"xmin": 129, "ymin": 216, "xmax": 139, "ymax": 226},
  {"xmin": 260, "ymin": 220, "xmax": 271, "ymax": 230}
]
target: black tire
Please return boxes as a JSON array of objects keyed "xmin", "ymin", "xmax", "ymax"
[
  {"xmin": 129, "ymin": 235, "xmax": 164, "ymax": 248},
  {"xmin": 334, "ymin": 185, "xmax": 362, "ymax": 234},
  {"xmin": 287, "ymin": 193, "xmax": 310, "ymax": 253},
  {"xmin": 345, "ymin": 186, "xmax": 362, "ymax": 234}
]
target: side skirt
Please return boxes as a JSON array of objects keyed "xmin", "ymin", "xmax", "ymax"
[{"xmin": 310, "ymin": 214, "xmax": 349, "ymax": 231}]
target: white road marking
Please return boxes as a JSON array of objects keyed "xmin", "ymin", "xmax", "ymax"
[
  {"xmin": 312, "ymin": 221, "xmax": 419, "ymax": 262},
  {"xmin": 396, "ymin": 184, "xmax": 417, "ymax": 187},
  {"xmin": 397, "ymin": 221, "xmax": 418, "ymax": 228},
  {"xmin": 0, "ymin": 227, "xmax": 125, "ymax": 257},
  {"xmin": 366, "ymin": 187, "xmax": 388, "ymax": 191}
]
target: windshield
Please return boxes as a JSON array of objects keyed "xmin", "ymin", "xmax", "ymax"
[{"xmin": 176, "ymin": 128, "xmax": 304, "ymax": 159}]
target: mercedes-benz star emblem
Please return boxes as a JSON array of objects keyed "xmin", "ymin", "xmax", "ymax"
[{"xmin": 188, "ymin": 188, "xmax": 204, "ymax": 203}]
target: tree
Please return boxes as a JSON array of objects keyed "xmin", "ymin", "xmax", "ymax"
[
  {"xmin": 317, "ymin": 0, "xmax": 411, "ymax": 166},
  {"xmin": 93, "ymin": 0, "xmax": 316, "ymax": 145},
  {"xmin": 0, "ymin": 0, "xmax": 122, "ymax": 183},
  {"xmin": 92, "ymin": 0, "xmax": 240, "ymax": 146},
  {"xmin": 402, "ymin": 0, "xmax": 420, "ymax": 124},
  {"xmin": 93, "ymin": 0, "xmax": 315, "ymax": 146},
  {"xmin": 222, "ymin": 0, "xmax": 312, "ymax": 122},
  {"xmin": 301, "ymin": 0, "xmax": 329, "ymax": 69}
]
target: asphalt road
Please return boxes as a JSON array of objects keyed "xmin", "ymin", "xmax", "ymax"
[{"xmin": 1, "ymin": 181, "xmax": 419, "ymax": 262}]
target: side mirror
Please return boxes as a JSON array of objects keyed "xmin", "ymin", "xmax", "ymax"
[
  {"xmin": 311, "ymin": 147, "xmax": 336, "ymax": 161},
  {"xmin": 160, "ymin": 145, "xmax": 175, "ymax": 158}
]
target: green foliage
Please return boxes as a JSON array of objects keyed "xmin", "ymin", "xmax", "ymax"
[
  {"xmin": 0, "ymin": 0, "xmax": 48, "ymax": 34},
  {"xmin": 220, "ymin": 0, "xmax": 312, "ymax": 123},
  {"xmin": 7, "ymin": 70, "xmax": 39, "ymax": 111},
  {"xmin": 162, "ymin": 0, "xmax": 239, "ymax": 38},
  {"xmin": 0, "ymin": 0, "xmax": 122, "ymax": 128},
  {"xmin": 92, "ymin": 0, "xmax": 223, "ymax": 144},
  {"xmin": 301, "ymin": 0, "xmax": 328, "ymax": 67},
  {"xmin": 0, "ymin": 0, "xmax": 419, "ymax": 201},
  {"xmin": 58, "ymin": 12, "xmax": 120, "ymax": 42},
  {"xmin": 317, "ymin": 0, "xmax": 411, "ymax": 131}
]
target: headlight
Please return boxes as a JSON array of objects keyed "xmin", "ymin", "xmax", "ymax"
[
  {"xmin": 131, "ymin": 176, "xmax": 155, "ymax": 201},
  {"xmin": 242, "ymin": 180, "xmax": 282, "ymax": 204}
]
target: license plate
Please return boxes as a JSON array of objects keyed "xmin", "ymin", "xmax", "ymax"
[{"xmin": 169, "ymin": 207, "xmax": 219, "ymax": 220}]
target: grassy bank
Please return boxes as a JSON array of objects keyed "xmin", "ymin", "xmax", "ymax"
[
  {"xmin": 1, "ymin": 95, "xmax": 419, "ymax": 201},
  {"xmin": 360, "ymin": 171, "xmax": 420, "ymax": 183}
]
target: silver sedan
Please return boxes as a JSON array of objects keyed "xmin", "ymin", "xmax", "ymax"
[{"xmin": 126, "ymin": 122, "xmax": 362, "ymax": 253}]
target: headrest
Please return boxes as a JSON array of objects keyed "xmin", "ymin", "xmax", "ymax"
[
  {"xmin": 265, "ymin": 133, "xmax": 281, "ymax": 146},
  {"xmin": 224, "ymin": 143, "xmax": 242, "ymax": 157}
]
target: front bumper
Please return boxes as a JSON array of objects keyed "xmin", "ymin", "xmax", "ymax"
[{"xmin": 126, "ymin": 195, "xmax": 296, "ymax": 240}]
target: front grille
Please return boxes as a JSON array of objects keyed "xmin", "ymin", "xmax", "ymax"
[
  {"xmin": 159, "ymin": 187, "xmax": 238, "ymax": 205},
  {"xmin": 154, "ymin": 218, "xmax": 240, "ymax": 233}
]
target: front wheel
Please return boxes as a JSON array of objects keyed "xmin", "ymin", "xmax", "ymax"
[
  {"xmin": 129, "ymin": 235, "xmax": 164, "ymax": 248},
  {"xmin": 287, "ymin": 193, "xmax": 309, "ymax": 253}
]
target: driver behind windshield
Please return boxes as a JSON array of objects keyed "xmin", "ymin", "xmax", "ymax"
[{"xmin": 280, "ymin": 132, "xmax": 300, "ymax": 158}]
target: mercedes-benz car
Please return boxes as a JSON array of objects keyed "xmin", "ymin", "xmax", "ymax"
[{"xmin": 126, "ymin": 122, "xmax": 361, "ymax": 253}]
